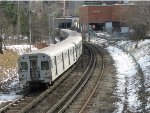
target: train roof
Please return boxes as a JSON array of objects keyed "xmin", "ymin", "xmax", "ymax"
[{"xmin": 23, "ymin": 29, "xmax": 82, "ymax": 57}]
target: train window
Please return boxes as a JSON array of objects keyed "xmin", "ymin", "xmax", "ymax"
[
  {"xmin": 57, "ymin": 56, "xmax": 60, "ymax": 63},
  {"xmin": 68, "ymin": 50, "xmax": 70, "ymax": 65},
  {"xmin": 60, "ymin": 55, "xmax": 62, "ymax": 62},
  {"xmin": 20, "ymin": 62, "xmax": 28, "ymax": 71},
  {"xmin": 65, "ymin": 52, "xmax": 67, "ymax": 58},
  {"xmin": 60, "ymin": 57, "xmax": 61, "ymax": 62},
  {"xmin": 41, "ymin": 61, "xmax": 49, "ymax": 70},
  {"xmin": 70, "ymin": 50, "xmax": 72, "ymax": 54},
  {"xmin": 62, "ymin": 53, "xmax": 65, "ymax": 70},
  {"xmin": 70, "ymin": 49, "xmax": 72, "ymax": 54},
  {"xmin": 55, "ymin": 56, "xmax": 58, "ymax": 75},
  {"xmin": 57, "ymin": 55, "xmax": 62, "ymax": 63},
  {"xmin": 73, "ymin": 47, "xmax": 75, "ymax": 61},
  {"xmin": 51, "ymin": 59, "xmax": 54, "ymax": 68}
]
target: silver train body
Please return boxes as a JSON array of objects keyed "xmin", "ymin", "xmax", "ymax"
[{"xmin": 18, "ymin": 29, "xmax": 82, "ymax": 87}]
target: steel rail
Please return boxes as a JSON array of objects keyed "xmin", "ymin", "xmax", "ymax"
[
  {"xmin": 0, "ymin": 87, "xmax": 31, "ymax": 113},
  {"xmin": 0, "ymin": 56, "xmax": 80, "ymax": 113},
  {"xmin": 109, "ymin": 43, "xmax": 146, "ymax": 113},
  {"xmin": 79, "ymin": 43, "xmax": 105, "ymax": 113},
  {"xmin": 18, "ymin": 55, "xmax": 81, "ymax": 113},
  {"xmin": 46, "ymin": 43, "xmax": 96, "ymax": 113}
]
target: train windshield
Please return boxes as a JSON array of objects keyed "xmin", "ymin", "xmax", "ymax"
[
  {"xmin": 41, "ymin": 61, "xmax": 49, "ymax": 70},
  {"xmin": 20, "ymin": 62, "xmax": 28, "ymax": 71}
]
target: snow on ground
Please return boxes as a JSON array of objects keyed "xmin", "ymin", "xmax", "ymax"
[
  {"xmin": 1, "ymin": 36, "xmax": 149, "ymax": 111},
  {"xmin": 117, "ymin": 39, "xmax": 150, "ymax": 112},
  {"xmin": 117, "ymin": 40, "xmax": 150, "ymax": 88},
  {"xmin": 1, "ymin": 45, "xmax": 38, "ymax": 84},
  {"xmin": 91, "ymin": 36, "xmax": 150, "ymax": 112},
  {"xmin": 107, "ymin": 46, "xmax": 142, "ymax": 112},
  {"xmin": 6, "ymin": 45, "xmax": 38, "ymax": 55},
  {"xmin": 0, "ymin": 45, "xmax": 38, "ymax": 105},
  {"xmin": 0, "ymin": 92, "xmax": 20, "ymax": 103}
]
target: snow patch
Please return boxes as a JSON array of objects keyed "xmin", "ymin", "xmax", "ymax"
[
  {"xmin": 6, "ymin": 45, "xmax": 38, "ymax": 55},
  {"xmin": 107, "ymin": 46, "xmax": 142, "ymax": 112}
]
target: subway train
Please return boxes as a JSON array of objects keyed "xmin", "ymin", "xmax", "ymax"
[{"xmin": 18, "ymin": 29, "xmax": 82, "ymax": 87}]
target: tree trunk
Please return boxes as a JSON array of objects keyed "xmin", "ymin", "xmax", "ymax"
[
  {"xmin": 135, "ymin": 40, "xmax": 138, "ymax": 48},
  {"xmin": 0, "ymin": 37, "xmax": 3, "ymax": 54}
]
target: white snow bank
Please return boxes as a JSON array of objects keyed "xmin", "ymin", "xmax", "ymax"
[
  {"xmin": 0, "ymin": 92, "xmax": 20, "ymax": 103},
  {"xmin": 91, "ymin": 36, "xmax": 150, "ymax": 112},
  {"xmin": 0, "ymin": 45, "xmax": 38, "ymax": 105},
  {"xmin": 107, "ymin": 46, "xmax": 142, "ymax": 113},
  {"xmin": 6, "ymin": 45, "xmax": 38, "ymax": 55}
]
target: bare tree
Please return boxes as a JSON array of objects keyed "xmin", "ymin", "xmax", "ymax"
[
  {"xmin": 28, "ymin": 1, "xmax": 49, "ymax": 44},
  {"xmin": 126, "ymin": 2, "xmax": 150, "ymax": 47},
  {"xmin": 0, "ymin": 36, "xmax": 3, "ymax": 54},
  {"xmin": 0, "ymin": 4, "xmax": 14, "ymax": 54}
]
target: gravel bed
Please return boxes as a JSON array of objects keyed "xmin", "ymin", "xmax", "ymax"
[
  {"xmin": 27, "ymin": 48, "xmax": 91, "ymax": 113},
  {"xmin": 64, "ymin": 45, "xmax": 117, "ymax": 113}
]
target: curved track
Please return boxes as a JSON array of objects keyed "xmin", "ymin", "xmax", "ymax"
[
  {"xmin": 109, "ymin": 42, "xmax": 147, "ymax": 113},
  {"xmin": 62, "ymin": 43, "xmax": 110, "ymax": 113},
  {"xmin": 93, "ymin": 36, "xmax": 147, "ymax": 112},
  {"xmin": 57, "ymin": 41, "xmax": 119, "ymax": 113},
  {"xmin": 0, "ymin": 47, "xmax": 84, "ymax": 113},
  {"xmin": 1, "ymin": 42, "xmax": 118, "ymax": 113},
  {"xmin": 0, "ymin": 44, "xmax": 91, "ymax": 113},
  {"xmin": 26, "ymin": 43, "xmax": 92, "ymax": 113},
  {"xmin": 45, "ymin": 42, "xmax": 98, "ymax": 113},
  {"xmin": 78, "ymin": 43, "xmax": 105, "ymax": 113}
]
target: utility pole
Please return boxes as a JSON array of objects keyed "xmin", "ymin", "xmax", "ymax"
[
  {"xmin": 52, "ymin": 12, "xmax": 55, "ymax": 43},
  {"xmin": 63, "ymin": 0, "xmax": 66, "ymax": 28},
  {"xmin": 48, "ymin": 7, "xmax": 51, "ymax": 44},
  {"xmin": 17, "ymin": 1, "xmax": 20, "ymax": 44},
  {"xmin": 0, "ymin": 38, "xmax": 2, "ymax": 54},
  {"xmin": 49, "ymin": 12, "xmax": 56, "ymax": 44},
  {"xmin": 48, "ymin": 2, "xmax": 60, "ymax": 44},
  {"xmin": 29, "ymin": 1, "xmax": 32, "ymax": 52},
  {"xmin": 0, "ymin": 18, "xmax": 3, "ymax": 54}
]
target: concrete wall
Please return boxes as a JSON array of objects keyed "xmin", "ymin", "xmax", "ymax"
[
  {"xmin": 80, "ymin": 4, "xmax": 134, "ymax": 24},
  {"xmin": 79, "ymin": 4, "xmax": 135, "ymax": 32}
]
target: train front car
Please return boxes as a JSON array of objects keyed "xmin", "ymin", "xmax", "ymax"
[
  {"xmin": 18, "ymin": 29, "xmax": 82, "ymax": 87},
  {"xmin": 18, "ymin": 53, "xmax": 51, "ymax": 87}
]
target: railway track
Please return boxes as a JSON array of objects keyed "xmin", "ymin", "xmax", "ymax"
[
  {"xmin": 0, "ymin": 86, "xmax": 30, "ymax": 113},
  {"xmin": 109, "ymin": 42, "xmax": 147, "ymax": 113},
  {"xmin": 0, "ymin": 44, "xmax": 91, "ymax": 113},
  {"xmin": 92, "ymin": 37, "xmax": 147, "ymax": 112},
  {"xmin": 0, "ymin": 52, "xmax": 80, "ymax": 113},
  {"xmin": 0, "ymin": 57, "xmax": 81, "ymax": 113},
  {"xmin": 0, "ymin": 85, "xmax": 47, "ymax": 113},
  {"xmin": 45, "ymin": 43, "xmax": 98, "ymax": 113},
  {"xmin": 26, "ymin": 44, "xmax": 93, "ymax": 113},
  {"xmin": 61, "ymin": 43, "xmax": 108, "ymax": 113},
  {"xmin": 27, "ymin": 42, "xmax": 106, "ymax": 113},
  {"xmin": 78, "ymin": 43, "xmax": 105, "ymax": 113},
  {"xmin": 1, "ymin": 42, "xmax": 117, "ymax": 113}
]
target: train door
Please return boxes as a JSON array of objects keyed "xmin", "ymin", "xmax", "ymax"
[
  {"xmin": 72, "ymin": 43, "xmax": 77, "ymax": 60},
  {"xmin": 73, "ymin": 47, "xmax": 75, "ymax": 61},
  {"xmin": 30, "ymin": 59, "xmax": 40, "ymax": 80},
  {"xmin": 54, "ymin": 56, "xmax": 58, "ymax": 75},
  {"xmin": 68, "ymin": 50, "xmax": 70, "ymax": 65},
  {"xmin": 62, "ymin": 53, "xmax": 65, "ymax": 70}
]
